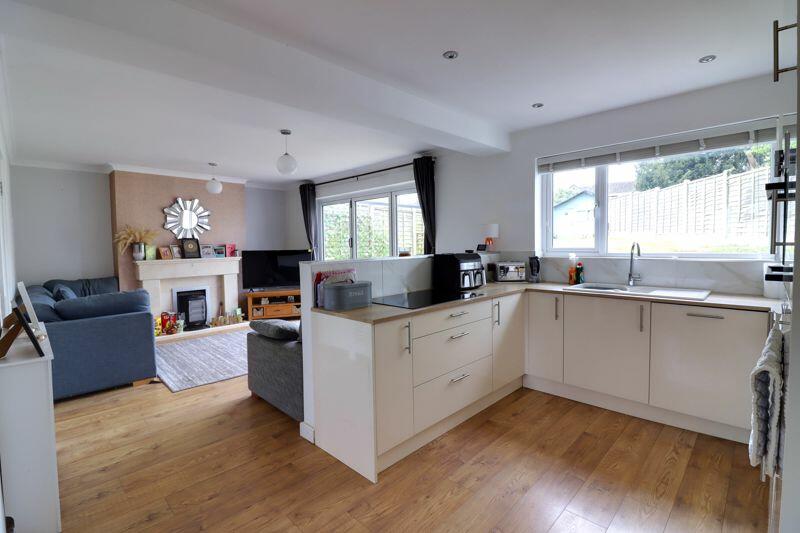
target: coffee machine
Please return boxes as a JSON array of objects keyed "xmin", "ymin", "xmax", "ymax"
[{"xmin": 433, "ymin": 253, "xmax": 486, "ymax": 295}]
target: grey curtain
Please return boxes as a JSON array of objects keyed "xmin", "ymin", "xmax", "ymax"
[
  {"xmin": 299, "ymin": 183, "xmax": 318, "ymax": 259},
  {"xmin": 413, "ymin": 156, "xmax": 436, "ymax": 254}
]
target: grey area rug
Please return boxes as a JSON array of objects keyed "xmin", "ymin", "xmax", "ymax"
[{"xmin": 156, "ymin": 329, "xmax": 248, "ymax": 392}]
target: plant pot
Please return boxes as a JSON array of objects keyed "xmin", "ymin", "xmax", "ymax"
[{"xmin": 132, "ymin": 242, "xmax": 146, "ymax": 261}]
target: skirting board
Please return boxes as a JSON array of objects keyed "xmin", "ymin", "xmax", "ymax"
[
  {"xmin": 377, "ymin": 378, "xmax": 522, "ymax": 475},
  {"xmin": 523, "ymin": 375, "xmax": 749, "ymax": 444},
  {"xmin": 299, "ymin": 421, "xmax": 315, "ymax": 444}
]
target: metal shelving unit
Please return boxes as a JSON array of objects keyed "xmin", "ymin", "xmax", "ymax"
[{"xmin": 766, "ymin": 131, "xmax": 796, "ymax": 282}]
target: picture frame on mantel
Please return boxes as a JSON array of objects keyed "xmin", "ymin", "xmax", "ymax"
[
  {"xmin": 181, "ymin": 238, "xmax": 201, "ymax": 259},
  {"xmin": 200, "ymin": 244, "xmax": 215, "ymax": 258},
  {"xmin": 158, "ymin": 246, "xmax": 173, "ymax": 260}
]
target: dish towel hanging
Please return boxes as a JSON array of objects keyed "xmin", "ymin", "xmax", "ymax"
[{"xmin": 749, "ymin": 325, "xmax": 785, "ymax": 480}]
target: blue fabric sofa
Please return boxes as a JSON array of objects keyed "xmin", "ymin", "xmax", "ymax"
[{"xmin": 25, "ymin": 277, "xmax": 156, "ymax": 400}]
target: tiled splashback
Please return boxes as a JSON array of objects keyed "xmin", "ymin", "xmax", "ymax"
[
  {"xmin": 301, "ymin": 256, "xmax": 433, "ymax": 301},
  {"xmin": 500, "ymin": 251, "xmax": 772, "ymax": 297}
]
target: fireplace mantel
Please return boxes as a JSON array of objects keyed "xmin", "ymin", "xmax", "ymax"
[{"xmin": 133, "ymin": 257, "xmax": 241, "ymax": 315}]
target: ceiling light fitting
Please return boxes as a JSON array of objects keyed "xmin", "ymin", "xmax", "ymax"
[
  {"xmin": 206, "ymin": 162, "xmax": 223, "ymax": 194},
  {"xmin": 442, "ymin": 50, "xmax": 459, "ymax": 60},
  {"xmin": 531, "ymin": 102, "xmax": 544, "ymax": 109},
  {"xmin": 276, "ymin": 129, "xmax": 298, "ymax": 175},
  {"xmin": 698, "ymin": 54, "xmax": 716, "ymax": 64}
]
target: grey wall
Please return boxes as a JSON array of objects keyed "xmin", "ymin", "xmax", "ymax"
[
  {"xmin": 244, "ymin": 186, "xmax": 289, "ymax": 250},
  {"xmin": 11, "ymin": 166, "xmax": 113, "ymax": 284}
]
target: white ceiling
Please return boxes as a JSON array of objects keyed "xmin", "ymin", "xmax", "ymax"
[
  {"xmin": 177, "ymin": 0, "xmax": 796, "ymax": 131},
  {"xmin": 0, "ymin": 0, "xmax": 794, "ymax": 183}
]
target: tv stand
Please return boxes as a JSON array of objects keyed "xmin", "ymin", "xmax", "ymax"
[{"xmin": 246, "ymin": 288, "xmax": 301, "ymax": 320}]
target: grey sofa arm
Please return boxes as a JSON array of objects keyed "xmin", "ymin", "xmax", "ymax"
[
  {"xmin": 247, "ymin": 332, "xmax": 303, "ymax": 421},
  {"xmin": 46, "ymin": 311, "xmax": 156, "ymax": 400}
]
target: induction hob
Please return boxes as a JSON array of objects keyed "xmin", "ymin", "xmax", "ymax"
[{"xmin": 372, "ymin": 289, "xmax": 485, "ymax": 309}]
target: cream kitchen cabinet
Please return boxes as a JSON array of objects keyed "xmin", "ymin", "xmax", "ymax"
[
  {"xmin": 564, "ymin": 294, "xmax": 651, "ymax": 403},
  {"xmin": 374, "ymin": 318, "xmax": 414, "ymax": 455},
  {"xmin": 492, "ymin": 292, "xmax": 526, "ymax": 390},
  {"xmin": 650, "ymin": 303, "xmax": 769, "ymax": 428},
  {"xmin": 527, "ymin": 292, "xmax": 564, "ymax": 382}
]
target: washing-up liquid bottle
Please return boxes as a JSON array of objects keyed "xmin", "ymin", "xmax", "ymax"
[
  {"xmin": 568, "ymin": 253, "xmax": 578, "ymax": 285},
  {"xmin": 576, "ymin": 261, "xmax": 585, "ymax": 284}
]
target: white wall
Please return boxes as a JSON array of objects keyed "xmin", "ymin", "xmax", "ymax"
[
  {"xmin": 244, "ymin": 186, "xmax": 288, "ymax": 250},
  {"xmin": 10, "ymin": 166, "xmax": 114, "ymax": 284},
  {"xmin": 284, "ymin": 188, "xmax": 311, "ymax": 250},
  {"xmin": 435, "ymin": 74, "xmax": 796, "ymax": 253}
]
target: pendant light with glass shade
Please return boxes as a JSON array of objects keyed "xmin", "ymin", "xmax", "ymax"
[
  {"xmin": 206, "ymin": 162, "xmax": 223, "ymax": 194},
  {"xmin": 276, "ymin": 129, "xmax": 298, "ymax": 175}
]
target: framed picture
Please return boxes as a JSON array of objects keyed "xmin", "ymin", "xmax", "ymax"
[
  {"xmin": 200, "ymin": 244, "xmax": 215, "ymax": 258},
  {"xmin": 225, "ymin": 244, "xmax": 236, "ymax": 257},
  {"xmin": 213, "ymin": 245, "xmax": 226, "ymax": 258},
  {"xmin": 145, "ymin": 245, "xmax": 157, "ymax": 261},
  {"xmin": 13, "ymin": 305, "xmax": 45, "ymax": 357},
  {"xmin": 158, "ymin": 246, "xmax": 173, "ymax": 260},
  {"xmin": 170, "ymin": 245, "xmax": 183, "ymax": 259},
  {"xmin": 181, "ymin": 238, "xmax": 201, "ymax": 259}
]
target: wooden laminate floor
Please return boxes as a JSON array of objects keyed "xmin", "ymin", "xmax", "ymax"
[{"xmin": 55, "ymin": 377, "xmax": 768, "ymax": 532}]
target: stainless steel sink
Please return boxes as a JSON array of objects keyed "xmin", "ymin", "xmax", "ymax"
[{"xmin": 564, "ymin": 283, "xmax": 710, "ymax": 301}]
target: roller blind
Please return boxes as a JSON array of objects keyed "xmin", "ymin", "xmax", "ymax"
[{"xmin": 537, "ymin": 124, "xmax": 793, "ymax": 174}]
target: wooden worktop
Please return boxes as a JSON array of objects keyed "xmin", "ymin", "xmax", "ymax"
[{"xmin": 312, "ymin": 282, "xmax": 782, "ymax": 324}]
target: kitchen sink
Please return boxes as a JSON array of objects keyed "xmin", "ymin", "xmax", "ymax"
[{"xmin": 564, "ymin": 283, "xmax": 710, "ymax": 301}]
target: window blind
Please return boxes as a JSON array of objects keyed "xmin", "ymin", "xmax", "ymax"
[{"xmin": 537, "ymin": 123, "xmax": 794, "ymax": 174}]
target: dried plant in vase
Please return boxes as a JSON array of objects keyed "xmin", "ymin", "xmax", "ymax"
[{"xmin": 113, "ymin": 226, "xmax": 158, "ymax": 261}]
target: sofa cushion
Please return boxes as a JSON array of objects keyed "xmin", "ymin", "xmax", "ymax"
[
  {"xmin": 26, "ymin": 291, "xmax": 61, "ymax": 323},
  {"xmin": 250, "ymin": 319, "xmax": 300, "ymax": 340},
  {"xmin": 52, "ymin": 284, "xmax": 79, "ymax": 301},
  {"xmin": 54, "ymin": 289, "xmax": 151, "ymax": 321},
  {"xmin": 44, "ymin": 277, "xmax": 119, "ymax": 297}
]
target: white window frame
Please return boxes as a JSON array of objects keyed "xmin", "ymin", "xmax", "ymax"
[
  {"xmin": 541, "ymin": 145, "xmax": 777, "ymax": 259},
  {"xmin": 317, "ymin": 185, "xmax": 421, "ymax": 260}
]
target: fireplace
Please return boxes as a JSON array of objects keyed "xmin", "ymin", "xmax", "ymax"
[{"xmin": 174, "ymin": 288, "xmax": 209, "ymax": 330}]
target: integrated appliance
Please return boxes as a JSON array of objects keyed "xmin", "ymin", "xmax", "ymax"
[
  {"xmin": 496, "ymin": 261, "xmax": 527, "ymax": 282},
  {"xmin": 242, "ymin": 250, "xmax": 313, "ymax": 289},
  {"xmin": 372, "ymin": 289, "xmax": 484, "ymax": 310},
  {"xmin": 433, "ymin": 253, "xmax": 486, "ymax": 293}
]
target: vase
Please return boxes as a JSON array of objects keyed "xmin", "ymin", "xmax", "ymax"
[{"xmin": 132, "ymin": 242, "xmax": 146, "ymax": 261}]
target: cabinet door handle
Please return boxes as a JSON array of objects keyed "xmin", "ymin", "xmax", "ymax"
[
  {"xmin": 449, "ymin": 373, "xmax": 470, "ymax": 384},
  {"xmin": 404, "ymin": 322, "xmax": 412, "ymax": 353},
  {"xmin": 639, "ymin": 304, "xmax": 644, "ymax": 332},
  {"xmin": 449, "ymin": 331, "xmax": 470, "ymax": 340},
  {"xmin": 686, "ymin": 312, "xmax": 725, "ymax": 320},
  {"xmin": 495, "ymin": 301, "xmax": 501, "ymax": 326},
  {"xmin": 554, "ymin": 297, "xmax": 559, "ymax": 321},
  {"xmin": 449, "ymin": 311, "xmax": 469, "ymax": 318}
]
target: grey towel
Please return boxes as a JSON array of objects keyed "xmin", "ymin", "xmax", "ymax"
[{"xmin": 749, "ymin": 326, "xmax": 784, "ymax": 479}]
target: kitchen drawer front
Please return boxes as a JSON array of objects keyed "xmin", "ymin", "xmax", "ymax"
[
  {"xmin": 413, "ymin": 355, "xmax": 492, "ymax": 434},
  {"xmin": 412, "ymin": 318, "xmax": 492, "ymax": 386},
  {"xmin": 411, "ymin": 300, "xmax": 493, "ymax": 339},
  {"xmin": 650, "ymin": 303, "xmax": 768, "ymax": 429}
]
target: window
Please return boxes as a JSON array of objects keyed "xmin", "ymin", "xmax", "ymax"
[
  {"xmin": 544, "ymin": 142, "xmax": 774, "ymax": 257},
  {"xmin": 319, "ymin": 188, "xmax": 425, "ymax": 260}
]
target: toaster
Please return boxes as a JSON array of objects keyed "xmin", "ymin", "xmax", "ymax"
[{"xmin": 496, "ymin": 261, "xmax": 527, "ymax": 282}]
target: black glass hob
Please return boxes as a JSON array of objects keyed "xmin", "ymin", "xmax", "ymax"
[{"xmin": 372, "ymin": 289, "xmax": 485, "ymax": 309}]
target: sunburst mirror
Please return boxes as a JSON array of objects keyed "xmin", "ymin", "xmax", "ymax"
[{"xmin": 163, "ymin": 198, "xmax": 211, "ymax": 239}]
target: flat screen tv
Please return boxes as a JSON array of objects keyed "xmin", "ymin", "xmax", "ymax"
[{"xmin": 242, "ymin": 250, "xmax": 312, "ymax": 289}]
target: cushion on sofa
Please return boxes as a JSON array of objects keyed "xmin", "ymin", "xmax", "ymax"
[
  {"xmin": 25, "ymin": 291, "xmax": 62, "ymax": 323},
  {"xmin": 250, "ymin": 319, "xmax": 300, "ymax": 340},
  {"xmin": 52, "ymin": 284, "xmax": 79, "ymax": 301},
  {"xmin": 44, "ymin": 277, "xmax": 119, "ymax": 297},
  {"xmin": 54, "ymin": 289, "xmax": 150, "ymax": 321}
]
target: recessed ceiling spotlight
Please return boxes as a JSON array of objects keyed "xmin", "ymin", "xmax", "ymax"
[
  {"xmin": 531, "ymin": 102, "xmax": 544, "ymax": 109},
  {"xmin": 698, "ymin": 54, "xmax": 717, "ymax": 64},
  {"xmin": 442, "ymin": 50, "xmax": 459, "ymax": 60}
]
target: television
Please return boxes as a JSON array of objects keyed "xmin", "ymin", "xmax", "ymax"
[{"xmin": 242, "ymin": 250, "xmax": 312, "ymax": 289}]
